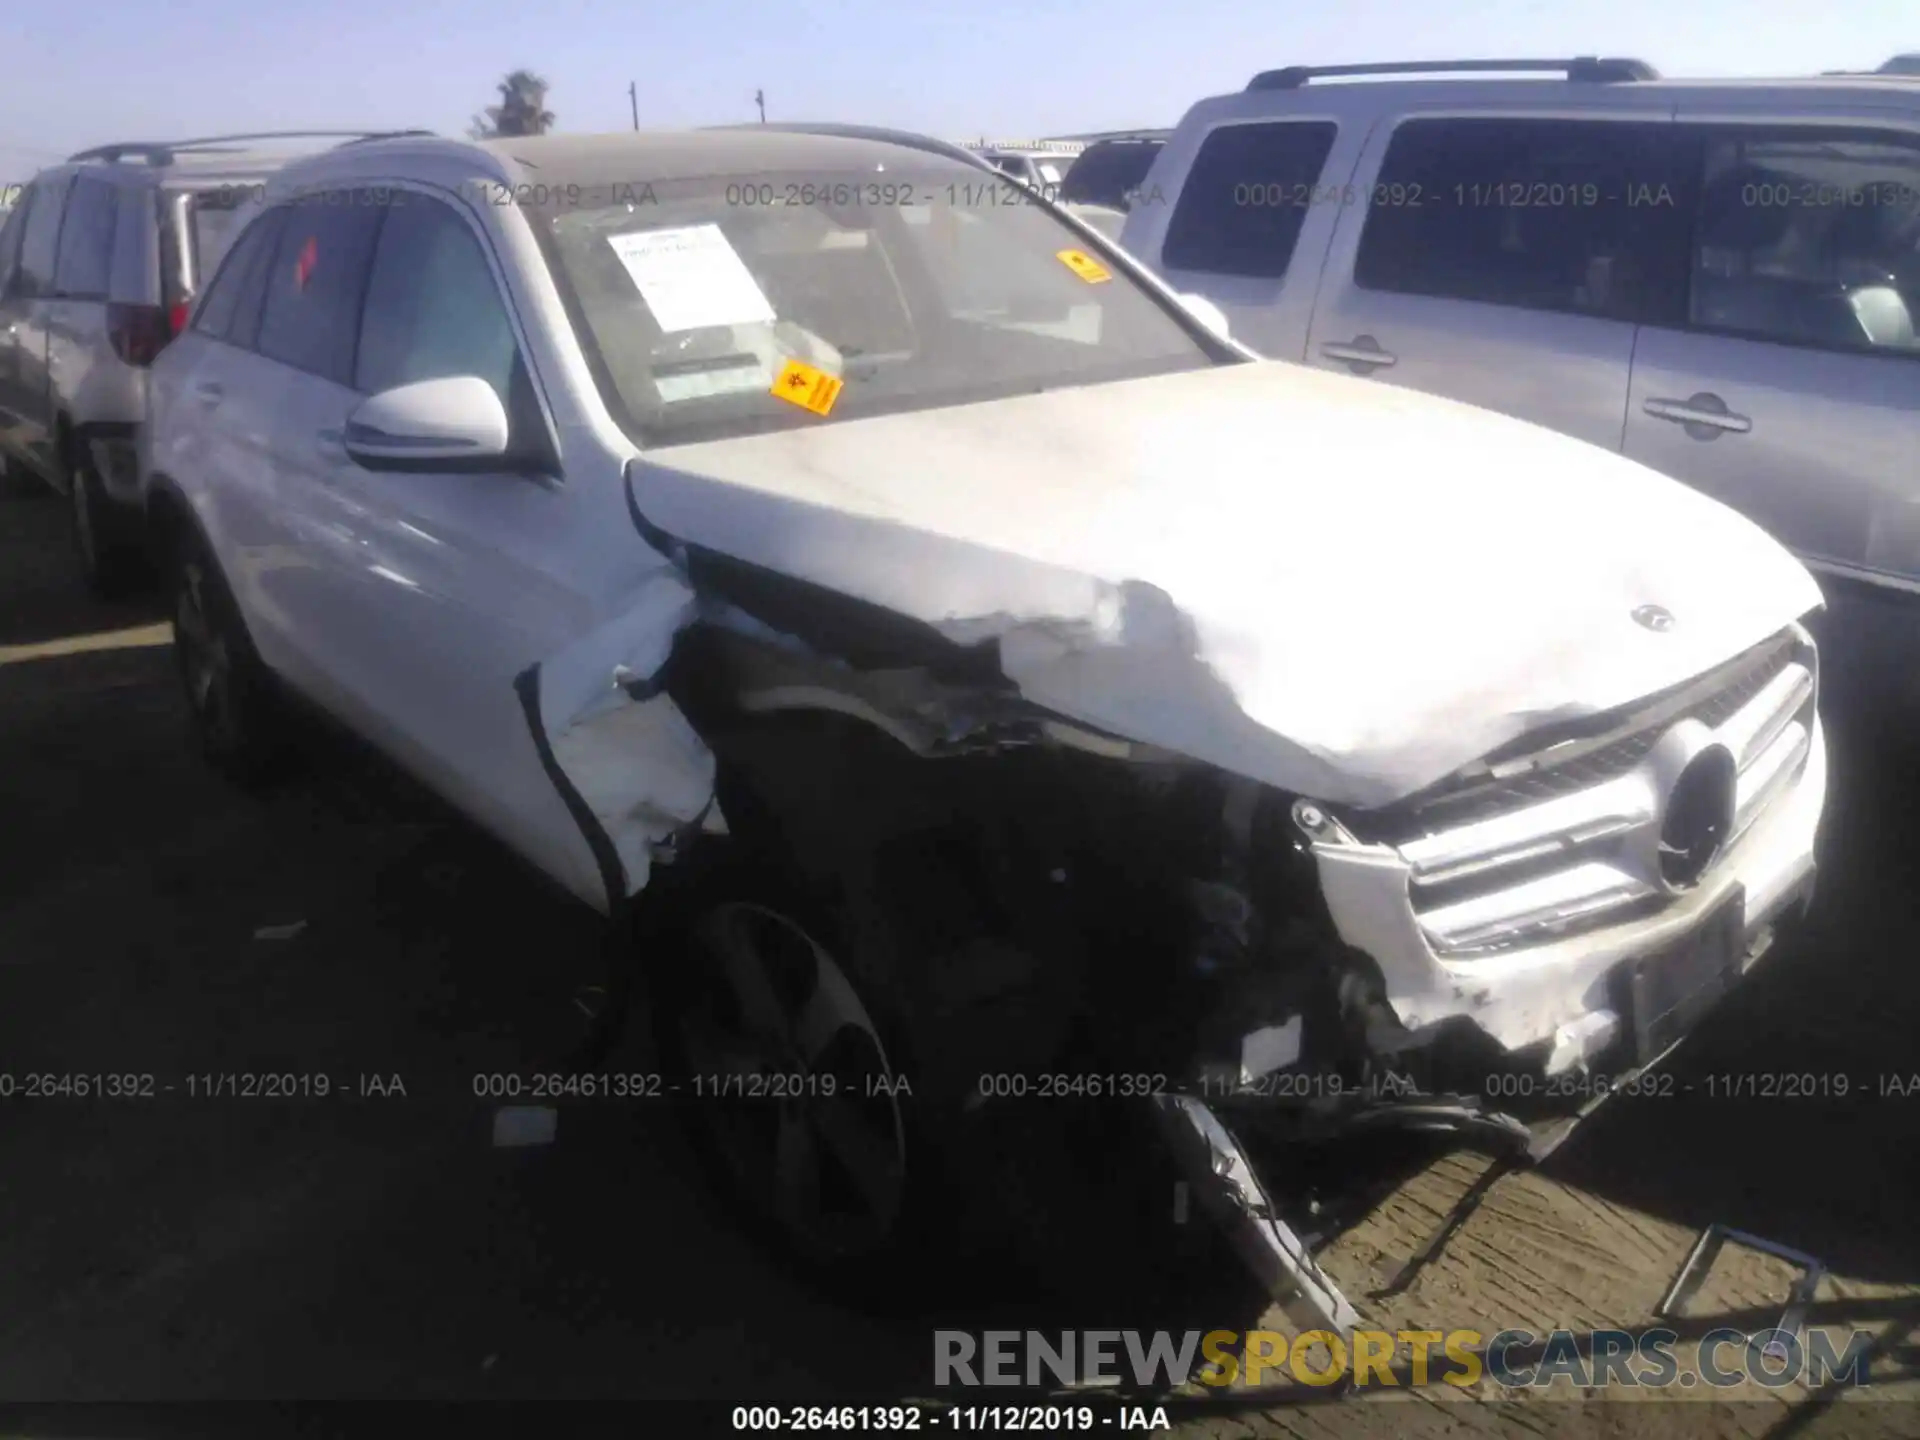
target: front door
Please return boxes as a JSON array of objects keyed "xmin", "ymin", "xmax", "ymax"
[
  {"xmin": 1307, "ymin": 111, "xmax": 1693, "ymax": 455},
  {"xmin": 1625, "ymin": 119, "xmax": 1920, "ymax": 591}
]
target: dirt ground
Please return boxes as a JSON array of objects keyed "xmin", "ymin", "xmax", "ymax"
[{"xmin": 2, "ymin": 480, "xmax": 1918, "ymax": 1437}]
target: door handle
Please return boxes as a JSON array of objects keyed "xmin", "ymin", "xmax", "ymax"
[
  {"xmin": 1643, "ymin": 394, "xmax": 1751, "ymax": 437},
  {"xmin": 192, "ymin": 381, "xmax": 223, "ymax": 406},
  {"xmin": 1320, "ymin": 336, "xmax": 1397, "ymax": 371}
]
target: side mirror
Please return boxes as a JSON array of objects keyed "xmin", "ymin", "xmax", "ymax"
[{"xmin": 344, "ymin": 376, "xmax": 512, "ymax": 473}]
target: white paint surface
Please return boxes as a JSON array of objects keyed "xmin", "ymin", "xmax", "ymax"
[{"xmin": 638, "ymin": 359, "xmax": 1823, "ymax": 808}]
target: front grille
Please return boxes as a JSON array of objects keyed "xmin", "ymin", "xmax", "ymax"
[{"xmin": 1361, "ymin": 626, "xmax": 1817, "ymax": 956}]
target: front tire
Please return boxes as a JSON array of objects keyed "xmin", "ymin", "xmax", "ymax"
[
  {"xmin": 648, "ymin": 857, "xmax": 935, "ymax": 1308},
  {"xmin": 169, "ymin": 539, "xmax": 290, "ymax": 785}
]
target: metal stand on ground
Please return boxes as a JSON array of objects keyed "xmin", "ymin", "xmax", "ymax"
[{"xmin": 1655, "ymin": 1224, "xmax": 1826, "ymax": 1361}]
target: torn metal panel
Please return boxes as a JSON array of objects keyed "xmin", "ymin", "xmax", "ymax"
[
  {"xmin": 525, "ymin": 564, "xmax": 720, "ymax": 905},
  {"xmin": 632, "ymin": 359, "xmax": 1823, "ymax": 809}
]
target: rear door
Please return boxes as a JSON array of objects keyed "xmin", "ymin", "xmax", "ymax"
[
  {"xmin": 8, "ymin": 172, "xmax": 71, "ymax": 480},
  {"xmin": 46, "ymin": 173, "xmax": 129, "ymax": 480},
  {"xmin": 222, "ymin": 188, "xmax": 388, "ymax": 707},
  {"xmin": 1307, "ymin": 111, "xmax": 1695, "ymax": 453},
  {"xmin": 150, "ymin": 202, "xmax": 287, "ymax": 541},
  {"xmin": 1624, "ymin": 115, "xmax": 1920, "ymax": 590},
  {"xmin": 0, "ymin": 186, "xmax": 34, "ymax": 462},
  {"xmin": 1130, "ymin": 115, "xmax": 1353, "ymax": 359}
]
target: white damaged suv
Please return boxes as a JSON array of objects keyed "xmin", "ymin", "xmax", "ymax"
[{"xmin": 141, "ymin": 124, "xmax": 1825, "ymax": 1310}]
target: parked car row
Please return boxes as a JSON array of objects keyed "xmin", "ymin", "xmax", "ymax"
[
  {"xmin": 0, "ymin": 131, "xmax": 428, "ymax": 593},
  {"xmin": 1122, "ymin": 57, "xmax": 1920, "ymax": 603},
  {"xmin": 0, "ymin": 77, "xmax": 1844, "ymax": 1321}
]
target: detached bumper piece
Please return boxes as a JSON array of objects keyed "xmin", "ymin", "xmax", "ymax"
[{"xmin": 1153, "ymin": 1094, "xmax": 1363, "ymax": 1338}]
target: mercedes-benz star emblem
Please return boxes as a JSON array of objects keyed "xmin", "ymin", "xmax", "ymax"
[
  {"xmin": 1658, "ymin": 747, "xmax": 1736, "ymax": 890},
  {"xmin": 1632, "ymin": 604, "xmax": 1676, "ymax": 633}
]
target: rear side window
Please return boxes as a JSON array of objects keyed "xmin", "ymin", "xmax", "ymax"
[
  {"xmin": 1354, "ymin": 118, "xmax": 1693, "ymax": 322},
  {"xmin": 187, "ymin": 192, "xmax": 247, "ymax": 285},
  {"xmin": 254, "ymin": 190, "xmax": 387, "ymax": 384},
  {"xmin": 193, "ymin": 208, "xmax": 284, "ymax": 344},
  {"xmin": 1688, "ymin": 129, "xmax": 1920, "ymax": 356},
  {"xmin": 355, "ymin": 191, "xmax": 520, "ymax": 404},
  {"xmin": 1161, "ymin": 122, "xmax": 1339, "ymax": 278},
  {"xmin": 52, "ymin": 175, "xmax": 118, "ymax": 300},
  {"xmin": 17, "ymin": 174, "xmax": 71, "ymax": 298}
]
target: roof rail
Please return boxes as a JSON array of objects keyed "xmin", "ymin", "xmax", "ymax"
[
  {"xmin": 703, "ymin": 121, "xmax": 1000, "ymax": 173},
  {"xmin": 67, "ymin": 131, "xmax": 426, "ymax": 166},
  {"xmin": 1246, "ymin": 57, "xmax": 1660, "ymax": 91},
  {"xmin": 334, "ymin": 130, "xmax": 440, "ymax": 147}
]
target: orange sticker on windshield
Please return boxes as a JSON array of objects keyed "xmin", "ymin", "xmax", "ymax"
[
  {"xmin": 1056, "ymin": 249, "xmax": 1112, "ymax": 284},
  {"xmin": 771, "ymin": 358, "xmax": 844, "ymax": 417}
]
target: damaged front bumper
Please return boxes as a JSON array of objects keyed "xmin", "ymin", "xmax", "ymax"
[{"xmin": 1154, "ymin": 635, "xmax": 1825, "ymax": 1339}]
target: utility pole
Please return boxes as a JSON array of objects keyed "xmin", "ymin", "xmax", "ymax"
[
  {"xmin": 754, "ymin": 89, "xmax": 766, "ymax": 124},
  {"xmin": 628, "ymin": 81, "xmax": 639, "ymax": 131}
]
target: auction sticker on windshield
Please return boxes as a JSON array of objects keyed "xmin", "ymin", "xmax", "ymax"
[
  {"xmin": 607, "ymin": 223, "xmax": 777, "ymax": 333},
  {"xmin": 770, "ymin": 357, "xmax": 844, "ymax": 417},
  {"xmin": 1056, "ymin": 249, "xmax": 1112, "ymax": 284}
]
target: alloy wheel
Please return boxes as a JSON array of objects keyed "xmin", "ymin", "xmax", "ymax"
[{"xmin": 678, "ymin": 900, "xmax": 910, "ymax": 1261}]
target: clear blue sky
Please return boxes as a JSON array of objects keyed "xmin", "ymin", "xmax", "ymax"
[{"xmin": 2, "ymin": 0, "xmax": 1914, "ymax": 178}]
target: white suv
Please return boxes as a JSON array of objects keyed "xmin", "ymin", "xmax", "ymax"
[
  {"xmin": 1124, "ymin": 57, "xmax": 1920, "ymax": 605},
  {"xmin": 0, "ymin": 131, "xmax": 420, "ymax": 593},
  {"xmin": 142, "ymin": 123, "xmax": 1825, "ymax": 1312}
]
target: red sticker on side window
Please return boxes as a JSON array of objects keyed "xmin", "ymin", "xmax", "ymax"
[{"xmin": 294, "ymin": 235, "xmax": 318, "ymax": 291}]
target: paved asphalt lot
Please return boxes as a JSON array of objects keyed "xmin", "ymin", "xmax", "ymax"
[{"xmin": 2, "ymin": 478, "xmax": 1918, "ymax": 1435}]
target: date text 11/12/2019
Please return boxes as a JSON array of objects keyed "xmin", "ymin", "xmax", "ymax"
[{"xmin": 0, "ymin": 1073, "xmax": 407, "ymax": 1100}]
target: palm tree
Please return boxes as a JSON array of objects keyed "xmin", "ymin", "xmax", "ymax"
[{"xmin": 470, "ymin": 69, "xmax": 556, "ymax": 138}]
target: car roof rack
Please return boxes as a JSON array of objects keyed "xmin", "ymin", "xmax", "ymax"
[
  {"xmin": 67, "ymin": 131, "xmax": 429, "ymax": 166},
  {"xmin": 705, "ymin": 121, "xmax": 999, "ymax": 173},
  {"xmin": 1245, "ymin": 57, "xmax": 1660, "ymax": 91}
]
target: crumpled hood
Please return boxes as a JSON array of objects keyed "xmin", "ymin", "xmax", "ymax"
[{"xmin": 633, "ymin": 359, "xmax": 1823, "ymax": 808}]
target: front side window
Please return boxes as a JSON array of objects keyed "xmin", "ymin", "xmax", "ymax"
[
  {"xmin": 254, "ymin": 189, "xmax": 387, "ymax": 384},
  {"xmin": 531, "ymin": 165, "xmax": 1214, "ymax": 447},
  {"xmin": 51, "ymin": 175, "xmax": 118, "ymax": 299},
  {"xmin": 1688, "ymin": 129, "xmax": 1920, "ymax": 355},
  {"xmin": 17, "ymin": 174, "xmax": 71, "ymax": 298},
  {"xmin": 355, "ymin": 190, "xmax": 519, "ymax": 404},
  {"xmin": 1354, "ymin": 118, "xmax": 1691, "ymax": 322},
  {"xmin": 1161, "ymin": 121, "xmax": 1339, "ymax": 278}
]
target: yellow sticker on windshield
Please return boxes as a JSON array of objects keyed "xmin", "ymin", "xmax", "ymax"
[
  {"xmin": 1056, "ymin": 249, "xmax": 1112, "ymax": 284},
  {"xmin": 771, "ymin": 358, "xmax": 844, "ymax": 417}
]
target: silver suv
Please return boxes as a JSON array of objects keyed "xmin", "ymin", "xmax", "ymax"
[
  {"xmin": 0, "ymin": 131, "xmax": 421, "ymax": 593},
  {"xmin": 1124, "ymin": 58, "xmax": 1920, "ymax": 605}
]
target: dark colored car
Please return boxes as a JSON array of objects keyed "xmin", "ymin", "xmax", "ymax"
[{"xmin": 1059, "ymin": 133, "xmax": 1170, "ymax": 210}]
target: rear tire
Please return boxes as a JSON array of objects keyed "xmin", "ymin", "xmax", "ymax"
[
  {"xmin": 167, "ymin": 532, "xmax": 291, "ymax": 786},
  {"xmin": 70, "ymin": 446, "xmax": 148, "ymax": 598}
]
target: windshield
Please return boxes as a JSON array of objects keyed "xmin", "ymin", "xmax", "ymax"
[
  {"xmin": 1062, "ymin": 143, "xmax": 1164, "ymax": 209},
  {"xmin": 532, "ymin": 166, "xmax": 1214, "ymax": 448}
]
